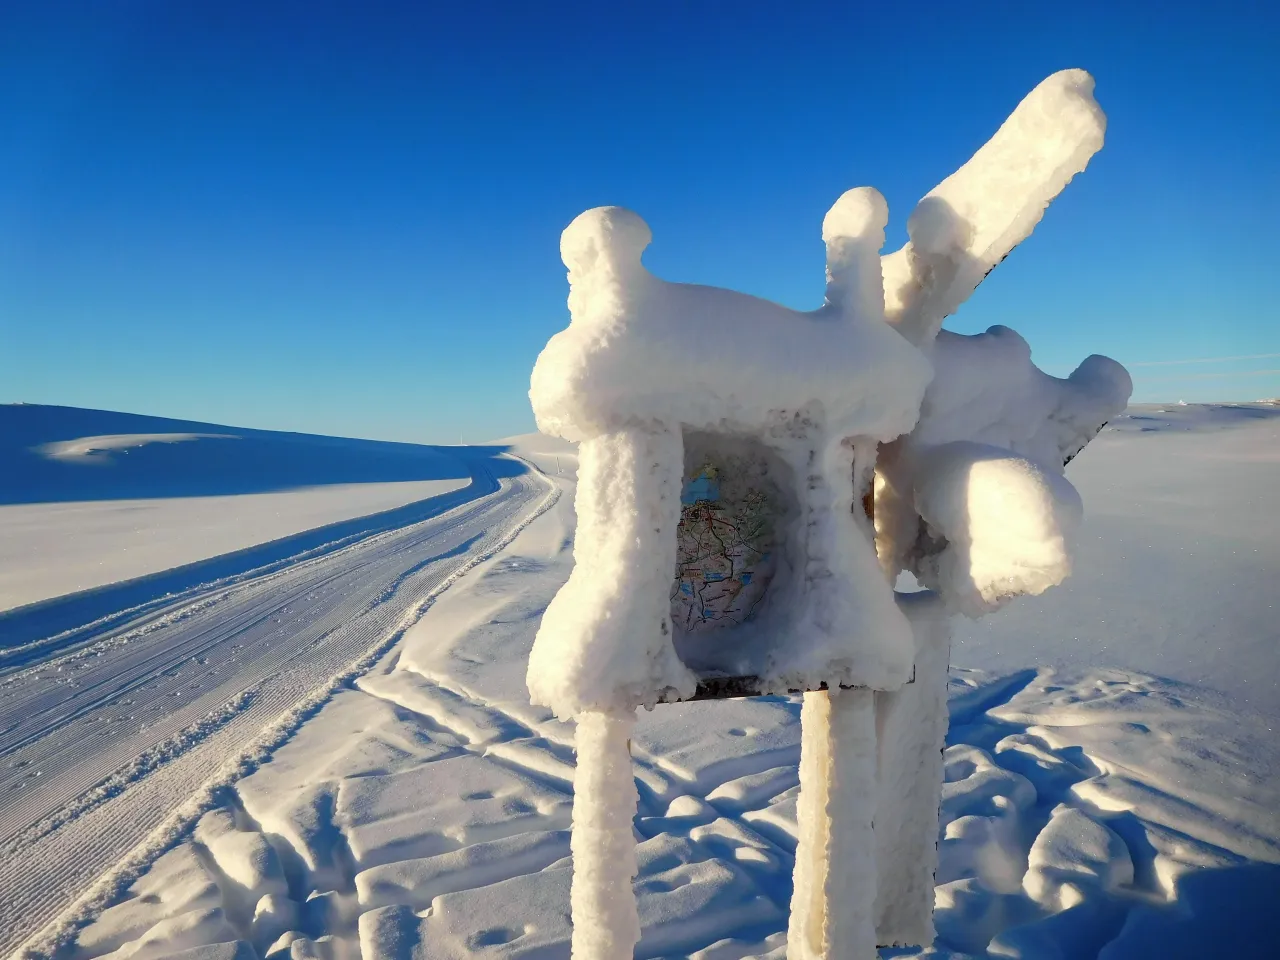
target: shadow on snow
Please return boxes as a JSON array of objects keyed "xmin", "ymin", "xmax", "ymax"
[{"xmin": 0, "ymin": 403, "xmax": 525, "ymax": 505}]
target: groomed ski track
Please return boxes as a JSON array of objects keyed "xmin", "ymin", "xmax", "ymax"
[{"xmin": 0, "ymin": 456, "xmax": 555, "ymax": 957}]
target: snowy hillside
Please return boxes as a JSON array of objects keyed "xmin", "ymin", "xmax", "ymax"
[
  {"xmin": 0, "ymin": 403, "xmax": 529, "ymax": 615},
  {"xmin": 8, "ymin": 404, "xmax": 1276, "ymax": 960}
]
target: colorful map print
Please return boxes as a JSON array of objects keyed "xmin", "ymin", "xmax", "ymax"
[{"xmin": 671, "ymin": 460, "xmax": 776, "ymax": 632}]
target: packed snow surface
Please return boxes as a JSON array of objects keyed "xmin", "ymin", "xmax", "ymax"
[
  {"xmin": 1, "ymin": 482, "xmax": 473, "ymax": 612},
  {"xmin": 14, "ymin": 407, "xmax": 1275, "ymax": 959},
  {"xmin": 0, "ymin": 410, "xmax": 548, "ymax": 957}
]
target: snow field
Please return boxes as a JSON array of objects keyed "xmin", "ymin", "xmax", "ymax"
[
  {"xmin": 1, "ymin": 479, "xmax": 469, "ymax": 613},
  {"xmin": 1, "ymin": 403, "xmax": 487, "ymax": 614},
  {"xmin": 47, "ymin": 414, "xmax": 1280, "ymax": 959}
]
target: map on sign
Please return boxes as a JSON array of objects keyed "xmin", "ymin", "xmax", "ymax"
[{"xmin": 671, "ymin": 457, "xmax": 777, "ymax": 633}]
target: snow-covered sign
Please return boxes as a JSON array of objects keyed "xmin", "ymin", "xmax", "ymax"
[{"xmin": 526, "ymin": 69, "xmax": 1131, "ymax": 960}]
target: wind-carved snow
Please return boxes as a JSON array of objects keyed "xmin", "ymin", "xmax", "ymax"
[{"xmin": 0, "ymin": 425, "xmax": 555, "ymax": 958}]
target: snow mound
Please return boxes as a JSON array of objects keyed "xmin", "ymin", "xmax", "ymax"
[{"xmin": 37, "ymin": 433, "xmax": 239, "ymax": 462}]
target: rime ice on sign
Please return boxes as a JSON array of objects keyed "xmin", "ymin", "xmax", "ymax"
[{"xmin": 526, "ymin": 68, "xmax": 1131, "ymax": 960}]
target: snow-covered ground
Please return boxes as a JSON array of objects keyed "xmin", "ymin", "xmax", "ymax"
[
  {"xmin": 1, "ymin": 481, "xmax": 475, "ymax": 612},
  {"xmin": 5, "ymin": 404, "xmax": 1278, "ymax": 959},
  {"xmin": 949, "ymin": 402, "xmax": 1280, "ymax": 723},
  {"xmin": 0, "ymin": 408, "xmax": 549, "ymax": 956},
  {"xmin": 0, "ymin": 404, "xmax": 480, "ymax": 612}
]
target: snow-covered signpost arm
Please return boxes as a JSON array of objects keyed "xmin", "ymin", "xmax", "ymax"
[{"xmin": 880, "ymin": 69, "xmax": 1108, "ymax": 348}]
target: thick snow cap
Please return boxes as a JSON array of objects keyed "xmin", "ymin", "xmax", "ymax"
[
  {"xmin": 530, "ymin": 189, "xmax": 930, "ymax": 445},
  {"xmin": 875, "ymin": 328, "xmax": 1132, "ymax": 616}
]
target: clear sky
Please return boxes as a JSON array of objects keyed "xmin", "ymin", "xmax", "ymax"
[{"xmin": 1, "ymin": 1, "xmax": 1276, "ymax": 444}]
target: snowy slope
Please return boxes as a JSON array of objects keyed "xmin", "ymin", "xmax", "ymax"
[
  {"xmin": 13, "ymin": 408, "xmax": 1280, "ymax": 959},
  {"xmin": 0, "ymin": 415, "xmax": 554, "ymax": 957},
  {"xmin": 1, "ymin": 404, "xmax": 482, "ymax": 612}
]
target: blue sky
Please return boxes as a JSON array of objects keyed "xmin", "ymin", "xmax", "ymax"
[{"xmin": 1, "ymin": 1, "xmax": 1276, "ymax": 444}]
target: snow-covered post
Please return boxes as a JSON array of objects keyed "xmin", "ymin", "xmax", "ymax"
[
  {"xmin": 539, "ymin": 423, "xmax": 685, "ymax": 960},
  {"xmin": 570, "ymin": 710, "xmax": 640, "ymax": 960},
  {"xmin": 789, "ymin": 687, "xmax": 879, "ymax": 959},
  {"xmin": 526, "ymin": 212, "xmax": 698, "ymax": 960}
]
